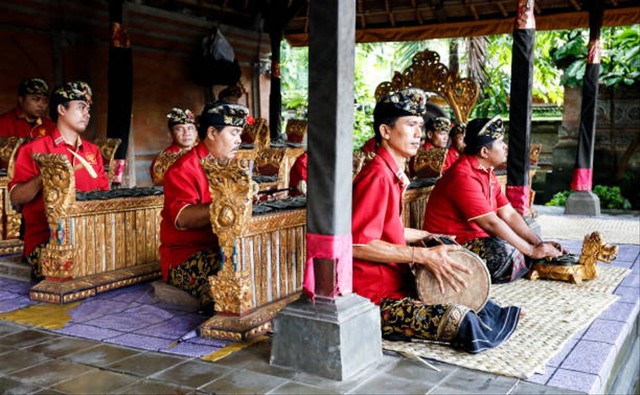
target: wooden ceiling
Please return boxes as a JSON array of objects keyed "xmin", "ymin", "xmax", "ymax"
[{"xmin": 135, "ymin": 0, "xmax": 639, "ymax": 45}]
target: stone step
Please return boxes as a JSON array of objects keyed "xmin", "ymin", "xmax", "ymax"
[{"xmin": 0, "ymin": 255, "xmax": 31, "ymax": 282}]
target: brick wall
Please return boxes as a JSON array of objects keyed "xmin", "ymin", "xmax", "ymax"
[{"xmin": 0, "ymin": 0, "xmax": 271, "ymax": 186}]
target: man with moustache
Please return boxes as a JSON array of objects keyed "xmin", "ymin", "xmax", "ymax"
[
  {"xmin": 160, "ymin": 100, "xmax": 254, "ymax": 309},
  {"xmin": 150, "ymin": 107, "xmax": 198, "ymax": 185},
  {"xmin": 9, "ymin": 81, "xmax": 110, "ymax": 279}
]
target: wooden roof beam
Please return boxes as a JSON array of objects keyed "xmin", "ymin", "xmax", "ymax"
[
  {"xmin": 384, "ymin": 0, "xmax": 396, "ymax": 27},
  {"xmin": 358, "ymin": 0, "xmax": 367, "ymax": 28},
  {"xmin": 497, "ymin": 2, "xmax": 508, "ymax": 17},
  {"xmin": 411, "ymin": 0, "xmax": 424, "ymax": 24},
  {"xmin": 569, "ymin": 0, "xmax": 582, "ymax": 11}
]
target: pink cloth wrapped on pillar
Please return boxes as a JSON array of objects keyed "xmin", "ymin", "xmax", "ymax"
[{"xmin": 303, "ymin": 232, "xmax": 353, "ymax": 300}]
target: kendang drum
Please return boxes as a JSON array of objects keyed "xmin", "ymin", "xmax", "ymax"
[{"xmin": 414, "ymin": 249, "xmax": 491, "ymax": 312}]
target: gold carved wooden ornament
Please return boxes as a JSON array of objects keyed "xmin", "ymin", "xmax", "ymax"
[
  {"xmin": 528, "ymin": 231, "xmax": 618, "ymax": 284},
  {"xmin": 202, "ymin": 157, "xmax": 256, "ymax": 314},
  {"xmin": 375, "ymin": 50, "xmax": 479, "ymax": 123},
  {"xmin": 151, "ymin": 151, "xmax": 185, "ymax": 185},
  {"xmin": 33, "ymin": 153, "xmax": 77, "ymax": 279}
]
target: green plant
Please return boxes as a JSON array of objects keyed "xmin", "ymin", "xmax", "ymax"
[
  {"xmin": 592, "ymin": 185, "xmax": 632, "ymax": 210},
  {"xmin": 544, "ymin": 186, "xmax": 631, "ymax": 210},
  {"xmin": 545, "ymin": 190, "xmax": 572, "ymax": 206}
]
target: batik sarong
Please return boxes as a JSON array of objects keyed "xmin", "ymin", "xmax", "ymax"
[
  {"xmin": 168, "ymin": 249, "xmax": 221, "ymax": 307},
  {"xmin": 381, "ymin": 297, "xmax": 521, "ymax": 353},
  {"xmin": 25, "ymin": 243, "xmax": 45, "ymax": 281},
  {"xmin": 464, "ymin": 236, "xmax": 528, "ymax": 283}
]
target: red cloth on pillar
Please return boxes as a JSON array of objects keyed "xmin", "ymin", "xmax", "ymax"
[
  {"xmin": 303, "ymin": 232, "xmax": 353, "ymax": 300},
  {"xmin": 570, "ymin": 168, "xmax": 593, "ymax": 191}
]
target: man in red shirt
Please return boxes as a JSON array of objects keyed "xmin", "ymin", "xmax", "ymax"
[
  {"xmin": 423, "ymin": 116, "xmax": 564, "ymax": 283},
  {"xmin": 421, "ymin": 116, "xmax": 459, "ymax": 173},
  {"xmin": 9, "ymin": 81, "xmax": 110, "ymax": 279},
  {"xmin": 161, "ymin": 101, "xmax": 253, "ymax": 309},
  {"xmin": 288, "ymin": 151, "xmax": 307, "ymax": 195},
  {"xmin": 0, "ymin": 78, "xmax": 55, "ymax": 139},
  {"xmin": 150, "ymin": 107, "xmax": 197, "ymax": 185},
  {"xmin": 449, "ymin": 122, "xmax": 466, "ymax": 156},
  {"xmin": 352, "ymin": 88, "xmax": 521, "ymax": 353}
]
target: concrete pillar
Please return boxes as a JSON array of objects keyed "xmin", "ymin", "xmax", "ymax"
[{"xmin": 270, "ymin": 0, "xmax": 382, "ymax": 380}]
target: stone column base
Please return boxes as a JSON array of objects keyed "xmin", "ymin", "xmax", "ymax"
[
  {"xmin": 270, "ymin": 293, "xmax": 382, "ymax": 381},
  {"xmin": 565, "ymin": 191, "xmax": 601, "ymax": 216}
]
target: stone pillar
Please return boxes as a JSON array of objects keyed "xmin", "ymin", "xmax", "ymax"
[
  {"xmin": 506, "ymin": 0, "xmax": 535, "ymax": 216},
  {"xmin": 565, "ymin": 2, "xmax": 603, "ymax": 216},
  {"xmin": 270, "ymin": 0, "xmax": 382, "ymax": 381}
]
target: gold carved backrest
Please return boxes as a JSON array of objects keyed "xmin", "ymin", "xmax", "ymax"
[
  {"xmin": 530, "ymin": 143, "xmax": 542, "ymax": 165},
  {"xmin": 151, "ymin": 151, "xmax": 185, "ymax": 185},
  {"xmin": 413, "ymin": 148, "xmax": 448, "ymax": 179},
  {"xmin": 285, "ymin": 119, "xmax": 308, "ymax": 144},
  {"xmin": 0, "ymin": 137, "xmax": 27, "ymax": 177},
  {"xmin": 32, "ymin": 154, "xmax": 76, "ymax": 229},
  {"xmin": 374, "ymin": 50, "xmax": 479, "ymax": 123},
  {"xmin": 201, "ymin": 157, "xmax": 256, "ymax": 269},
  {"xmin": 242, "ymin": 118, "xmax": 269, "ymax": 147},
  {"xmin": 94, "ymin": 138, "xmax": 122, "ymax": 180},
  {"xmin": 352, "ymin": 151, "xmax": 376, "ymax": 178}
]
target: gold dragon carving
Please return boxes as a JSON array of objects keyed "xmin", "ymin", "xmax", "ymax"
[
  {"xmin": 528, "ymin": 231, "xmax": 618, "ymax": 284},
  {"xmin": 94, "ymin": 137, "xmax": 122, "ymax": 180},
  {"xmin": 33, "ymin": 153, "xmax": 76, "ymax": 279},
  {"xmin": 151, "ymin": 150, "xmax": 185, "ymax": 185},
  {"xmin": 352, "ymin": 151, "xmax": 377, "ymax": 178},
  {"xmin": 0, "ymin": 137, "xmax": 27, "ymax": 239},
  {"xmin": 202, "ymin": 157, "xmax": 257, "ymax": 315},
  {"xmin": 374, "ymin": 49, "xmax": 479, "ymax": 123},
  {"xmin": 413, "ymin": 147, "xmax": 448, "ymax": 179}
]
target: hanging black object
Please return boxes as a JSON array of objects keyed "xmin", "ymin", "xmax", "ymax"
[{"xmin": 190, "ymin": 28, "xmax": 241, "ymax": 87}]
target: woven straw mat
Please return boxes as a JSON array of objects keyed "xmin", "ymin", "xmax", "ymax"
[{"xmin": 382, "ymin": 265, "xmax": 628, "ymax": 379}]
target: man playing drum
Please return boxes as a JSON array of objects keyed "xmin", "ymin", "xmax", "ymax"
[
  {"xmin": 352, "ymin": 88, "xmax": 521, "ymax": 353},
  {"xmin": 423, "ymin": 116, "xmax": 565, "ymax": 284}
]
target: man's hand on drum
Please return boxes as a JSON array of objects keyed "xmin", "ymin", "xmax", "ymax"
[
  {"xmin": 529, "ymin": 241, "xmax": 565, "ymax": 260},
  {"xmin": 414, "ymin": 244, "xmax": 470, "ymax": 294}
]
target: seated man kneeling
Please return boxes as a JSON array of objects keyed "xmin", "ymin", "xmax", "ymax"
[
  {"xmin": 160, "ymin": 101, "xmax": 253, "ymax": 310},
  {"xmin": 423, "ymin": 116, "xmax": 564, "ymax": 283},
  {"xmin": 150, "ymin": 107, "xmax": 198, "ymax": 185},
  {"xmin": 421, "ymin": 116, "xmax": 459, "ymax": 173},
  {"xmin": 352, "ymin": 88, "xmax": 521, "ymax": 353},
  {"xmin": 9, "ymin": 81, "xmax": 110, "ymax": 279}
]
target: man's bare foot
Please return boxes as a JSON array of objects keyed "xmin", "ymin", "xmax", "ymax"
[{"xmin": 519, "ymin": 308, "xmax": 527, "ymax": 319}]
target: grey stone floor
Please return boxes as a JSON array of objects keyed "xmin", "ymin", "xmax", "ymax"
[
  {"xmin": 0, "ymin": 320, "xmax": 582, "ymax": 395},
  {"xmin": 0, "ymin": 206, "xmax": 638, "ymax": 394}
]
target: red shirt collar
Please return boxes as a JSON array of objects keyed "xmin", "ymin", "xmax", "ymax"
[
  {"xmin": 51, "ymin": 128, "xmax": 83, "ymax": 149},
  {"xmin": 467, "ymin": 155, "xmax": 492, "ymax": 174},
  {"xmin": 375, "ymin": 146, "xmax": 410, "ymax": 189}
]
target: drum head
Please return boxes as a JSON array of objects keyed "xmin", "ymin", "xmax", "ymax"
[{"xmin": 415, "ymin": 249, "xmax": 490, "ymax": 312}]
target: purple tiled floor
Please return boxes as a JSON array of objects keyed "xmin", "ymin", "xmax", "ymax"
[
  {"xmin": 0, "ymin": 278, "xmax": 229, "ymax": 359},
  {"xmin": 522, "ymin": 243, "xmax": 639, "ymax": 393}
]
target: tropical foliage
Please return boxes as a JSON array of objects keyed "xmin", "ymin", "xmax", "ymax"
[
  {"xmin": 280, "ymin": 25, "xmax": 639, "ymax": 149},
  {"xmin": 550, "ymin": 25, "xmax": 640, "ymax": 88}
]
